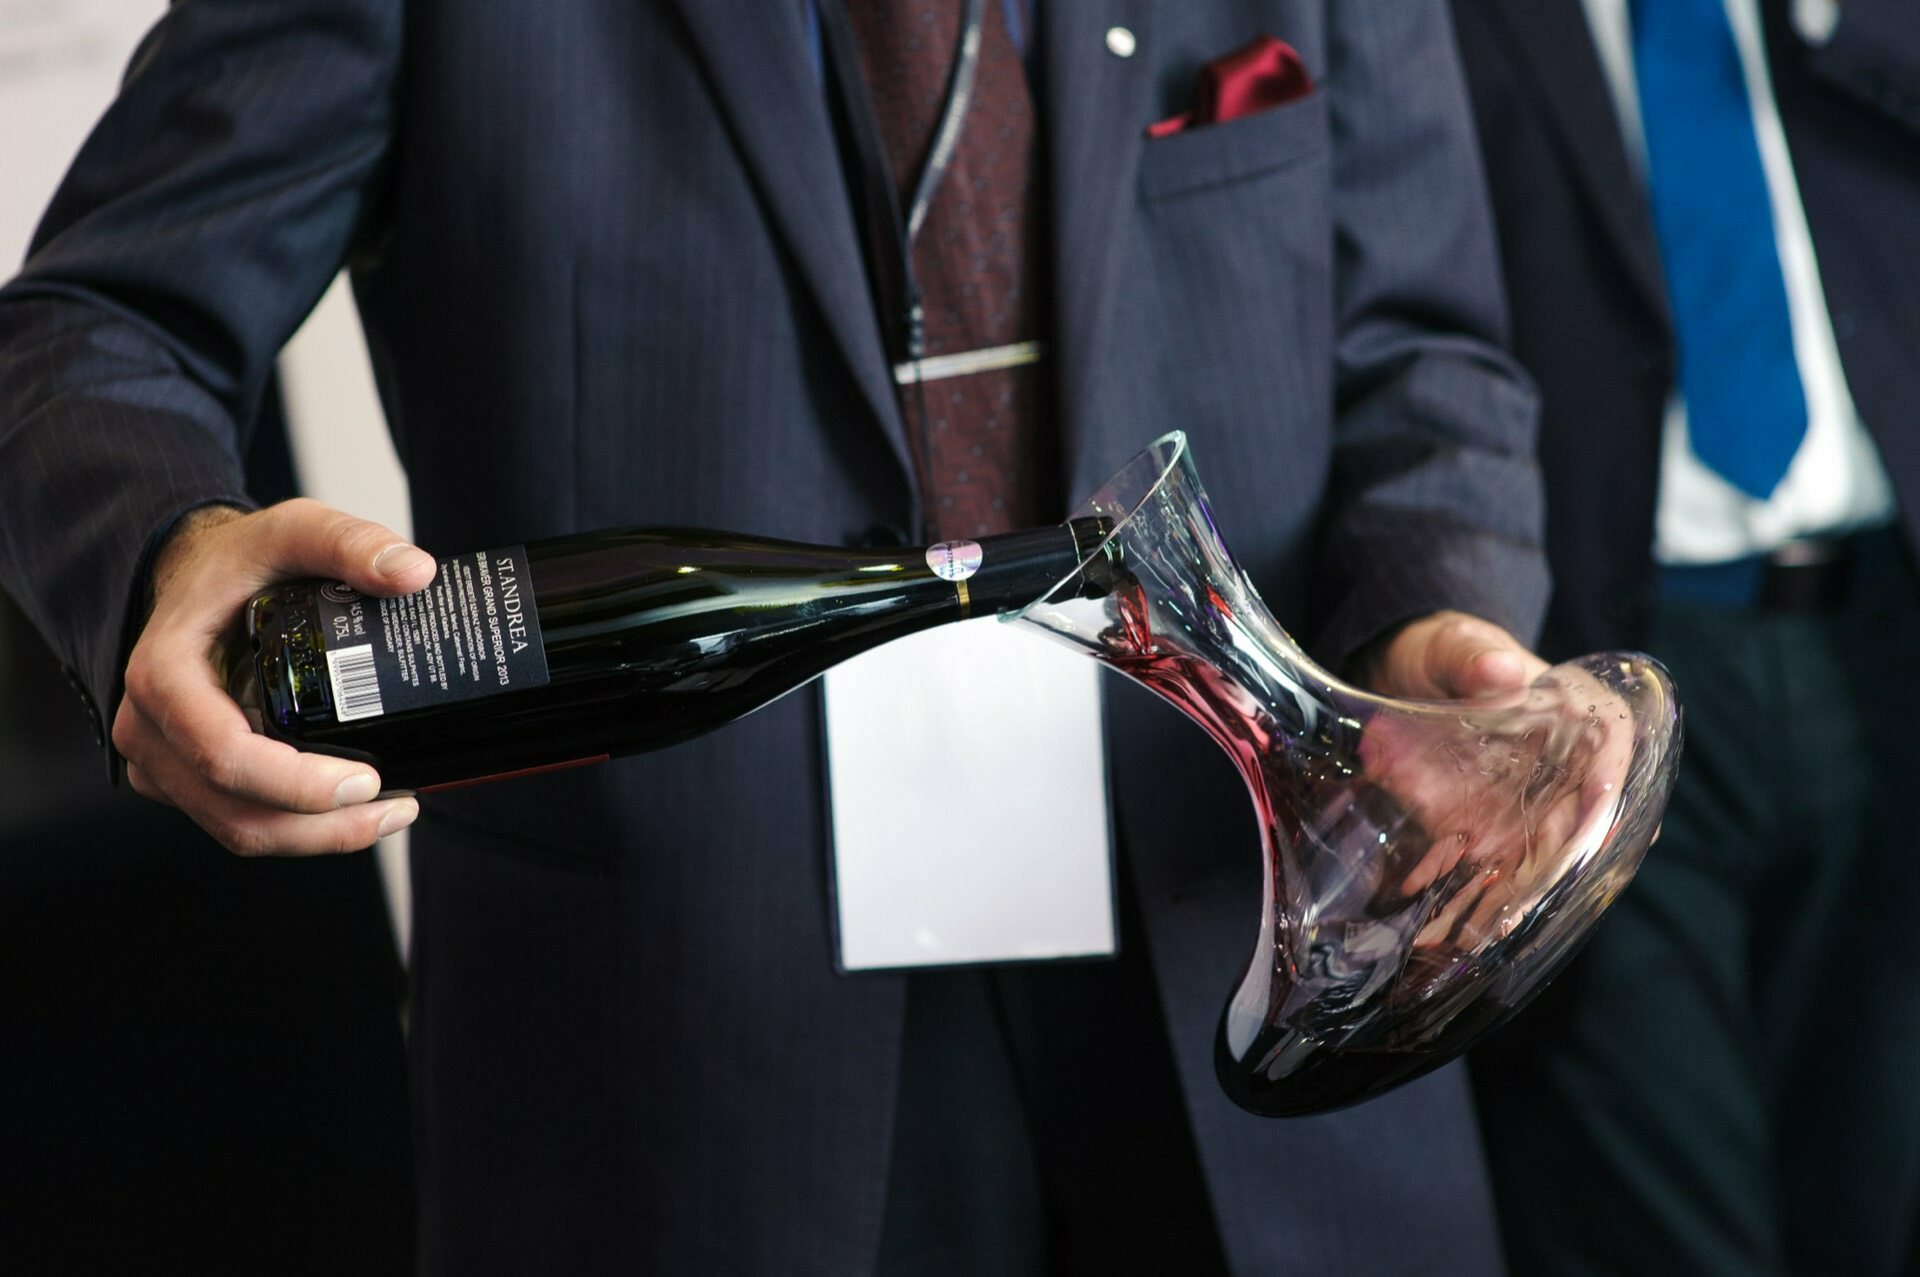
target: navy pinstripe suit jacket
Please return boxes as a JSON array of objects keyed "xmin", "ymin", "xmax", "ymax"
[{"xmin": 0, "ymin": 2, "xmax": 1545, "ymax": 1271}]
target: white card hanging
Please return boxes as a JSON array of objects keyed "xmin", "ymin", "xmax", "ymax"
[{"xmin": 823, "ymin": 616, "xmax": 1115, "ymax": 971}]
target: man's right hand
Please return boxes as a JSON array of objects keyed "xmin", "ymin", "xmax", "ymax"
[{"xmin": 113, "ymin": 498, "xmax": 436, "ymax": 856}]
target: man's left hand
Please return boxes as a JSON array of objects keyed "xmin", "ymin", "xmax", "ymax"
[
  {"xmin": 1361, "ymin": 609, "xmax": 1549, "ymax": 702},
  {"xmin": 1351, "ymin": 610, "xmax": 1637, "ymax": 962}
]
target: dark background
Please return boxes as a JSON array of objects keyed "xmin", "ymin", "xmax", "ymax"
[{"xmin": 0, "ymin": 410, "xmax": 414, "ymax": 1274}]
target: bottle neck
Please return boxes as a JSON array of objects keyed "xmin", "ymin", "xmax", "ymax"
[{"xmin": 921, "ymin": 518, "xmax": 1111, "ymax": 619}]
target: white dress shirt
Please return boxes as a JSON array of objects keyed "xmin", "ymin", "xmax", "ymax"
[{"xmin": 1580, "ymin": 0, "xmax": 1893, "ymax": 564}]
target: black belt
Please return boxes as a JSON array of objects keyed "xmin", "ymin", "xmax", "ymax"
[{"xmin": 1657, "ymin": 526, "xmax": 1905, "ymax": 612}]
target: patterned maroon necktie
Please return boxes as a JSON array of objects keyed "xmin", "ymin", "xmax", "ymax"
[{"xmin": 845, "ymin": 0, "xmax": 1054, "ymax": 541}]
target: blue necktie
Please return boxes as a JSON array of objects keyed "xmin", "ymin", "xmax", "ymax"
[{"xmin": 1631, "ymin": 0, "xmax": 1807, "ymax": 500}]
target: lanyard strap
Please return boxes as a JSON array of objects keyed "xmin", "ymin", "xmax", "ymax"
[{"xmin": 816, "ymin": 0, "xmax": 986, "ymax": 365}]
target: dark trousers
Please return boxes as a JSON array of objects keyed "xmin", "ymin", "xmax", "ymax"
[
  {"xmin": 1473, "ymin": 551, "xmax": 1920, "ymax": 1275},
  {"xmin": 875, "ymin": 865, "xmax": 1228, "ymax": 1276}
]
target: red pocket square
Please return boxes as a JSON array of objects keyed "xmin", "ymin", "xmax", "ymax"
[{"xmin": 1148, "ymin": 35, "xmax": 1314, "ymax": 139}]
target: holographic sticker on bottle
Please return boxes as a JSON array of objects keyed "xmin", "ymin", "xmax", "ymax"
[{"xmin": 925, "ymin": 540, "xmax": 984, "ymax": 582}]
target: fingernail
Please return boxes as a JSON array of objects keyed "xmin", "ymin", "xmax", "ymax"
[
  {"xmin": 374, "ymin": 544, "xmax": 434, "ymax": 577},
  {"xmin": 377, "ymin": 798, "xmax": 419, "ymax": 837},
  {"xmin": 1475, "ymin": 650, "xmax": 1523, "ymax": 684},
  {"xmin": 334, "ymin": 772, "xmax": 380, "ymax": 807}
]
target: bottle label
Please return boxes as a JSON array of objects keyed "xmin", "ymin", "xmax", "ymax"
[
  {"xmin": 315, "ymin": 546, "xmax": 550, "ymax": 722},
  {"xmin": 925, "ymin": 540, "xmax": 984, "ymax": 582}
]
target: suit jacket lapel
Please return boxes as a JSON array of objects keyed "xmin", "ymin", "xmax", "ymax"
[
  {"xmin": 1040, "ymin": 0, "xmax": 1158, "ymax": 500},
  {"xmin": 1487, "ymin": 0, "xmax": 1669, "ymax": 324},
  {"xmin": 668, "ymin": 0, "xmax": 915, "ymax": 492}
]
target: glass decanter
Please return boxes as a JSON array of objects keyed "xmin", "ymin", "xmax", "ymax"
[{"xmin": 1018, "ymin": 433, "xmax": 1681, "ymax": 1116}]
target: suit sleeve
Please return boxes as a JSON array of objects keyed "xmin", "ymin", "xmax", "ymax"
[
  {"xmin": 1806, "ymin": 0, "xmax": 1920, "ymax": 135},
  {"xmin": 1307, "ymin": 0, "xmax": 1550, "ymax": 674},
  {"xmin": 0, "ymin": 0, "xmax": 403, "ymax": 761}
]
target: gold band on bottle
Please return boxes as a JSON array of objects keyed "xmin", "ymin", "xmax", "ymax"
[{"xmin": 955, "ymin": 578, "xmax": 971, "ymax": 618}]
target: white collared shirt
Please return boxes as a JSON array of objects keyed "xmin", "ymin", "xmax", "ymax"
[{"xmin": 1579, "ymin": 0, "xmax": 1893, "ymax": 564}]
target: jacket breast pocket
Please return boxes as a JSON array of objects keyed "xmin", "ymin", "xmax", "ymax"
[
  {"xmin": 1138, "ymin": 90, "xmax": 1329, "ymax": 203},
  {"xmin": 1113, "ymin": 85, "xmax": 1335, "ymax": 513}
]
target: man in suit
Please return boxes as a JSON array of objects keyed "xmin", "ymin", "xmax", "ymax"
[
  {"xmin": 1451, "ymin": 1, "xmax": 1920, "ymax": 1271},
  {"xmin": 1, "ymin": 2, "xmax": 1550, "ymax": 1271}
]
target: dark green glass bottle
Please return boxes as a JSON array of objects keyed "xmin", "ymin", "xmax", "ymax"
[{"xmin": 243, "ymin": 518, "xmax": 1116, "ymax": 792}]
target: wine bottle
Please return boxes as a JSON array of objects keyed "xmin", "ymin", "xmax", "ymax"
[{"xmin": 241, "ymin": 518, "xmax": 1118, "ymax": 793}]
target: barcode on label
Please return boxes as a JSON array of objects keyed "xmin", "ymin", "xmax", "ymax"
[{"xmin": 326, "ymin": 644, "xmax": 386, "ymax": 722}]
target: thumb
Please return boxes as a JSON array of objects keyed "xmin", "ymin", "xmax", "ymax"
[
  {"xmin": 252, "ymin": 498, "xmax": 437, "ymax": 597},
  {"xmin": 1377, "ymin": 611, "xmax": 1544, "ymax": 701},
  {"xmin": 1419, "ymin": 613, "xmax": 1542, "ymax": 700}
]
